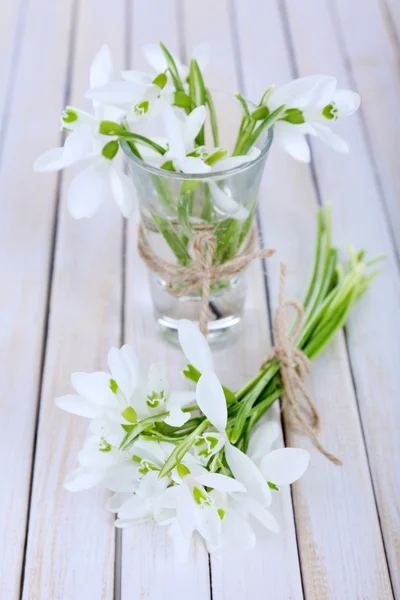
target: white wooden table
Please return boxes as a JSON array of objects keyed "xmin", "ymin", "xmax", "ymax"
[{"xmin": 1, "ymin": 0, "xmax": 399, "ymax": 598}]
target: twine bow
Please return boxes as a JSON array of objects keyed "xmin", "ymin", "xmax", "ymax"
[
  {"xmin": 269, "ymin": 262, "xmax": 342, "ymax": 465},
  {"xmin": 138, "ymin": 225, "xmax": 275, "ymax": 335}
]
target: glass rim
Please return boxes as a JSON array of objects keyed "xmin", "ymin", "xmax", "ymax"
[{"xmin": 120, "ymin": 93, "xmax": 274, "ymax": 180}]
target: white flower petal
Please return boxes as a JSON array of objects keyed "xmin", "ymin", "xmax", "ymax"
[
  {"xmin": 260, "ymin": 448, "xmax": 310, "ymax": 485},
  {"xmin": 333, "ymin": 89, "xmax": 361, "ymax": 117},
  {"xmin": 215, "ymin": 508, "xmax": 256, "ymax": 553},
  {"xmin": 177, "ymin": 482, "xmax": 196, "ymax": 538},
  {"xmin": 33, "ymin": 147, "xmax": 75, "ymax": 172},
  {"xmin": 193, "ymin": 472, "xmax": 245, "ymax": 493},
  {"xmin": 147, "ymin": 362, "xmax": 169, "ymax": 396},
  {"xmin": 86, "ymin": 81, "xmax": 141, "ymax": 104},
  {"xmin": 109, "ymin": 167, "xmax": 136, "ymax": 218},
  {"xmin": 193, "ymin": 43, "xmax": 211, "ymax": 72},
  {"xmin": 90, "ymin": 45, "xmax": 113, "ymax": 89},
  {"xmin": 63, "ymin": 126, "xmax": 96, "ymax": 162},
  {"xmin": 233, "ymin": 494, "xmax": 279, "ymax": 533},
  {"xmin": 167, "ymin": 391, "xmax": 195, "ymax": 408},
  {"xmin": 184, "ymin": 105, "xmax": 206, "ymax": 152},
  {"xmin": 108, "ymin": 346, "xmax": 136, "ymax": 400},
  {"xmin": 312, "ymin": 122, "xmax": 349, "ymax": 153},
  {"xmin": 212, "ymin": 155, "xmax": 253, "ymax": 171},
  {"xmin": 121, "ymin": 70, "xmax": 153, "ymax": 86},
  {"xmin": 142, "ymin": 43, "xmax": 169, "ymax": 73},
  {"xmin": 247, "ymin": 420, "xmax": 280, "ymax": 463},
  {"xmin": 268, "ymin": 75, "xmax": 336, "ymax": 111},
  {"xmin": 103, "ymin": 462, "xmax": 139, "ymax": 492},
  {"xmin": 71, "ymin": 371, "xmax": 113, "ymax": 405},
  {"xmin": 224, "ymin": 443, "xmax": 272, "ymax": 506},
  {"xmin": 163, "ymin": 104, "xmax": 185, "ymax": 160},
  {"xmin": 106, "ymin": 492, "xmax": 132, "ymax": 513},
  {"xmin": 64, "ymin": 466, "xmax": 105, "ymax": 492},
  {"xmin": 55, "ymin": 394, "xmax": 99, "ymax": 418},
  {"xmin": 197, "ymin": 505, "xmax": 221, "ymax": 549},
  {"xmin": 179, "ymin": 156, "xmax": 211, "ymax": 174},
  {"xmin": 67, "ymin": 162, "xmax": 112, "ymax": 219},
  {"xmin": 209, "ymin": 181, "xmax": 249, "ymax": 220},
  {"xmin": 156, "ymin": 486, "xmax": 179, "ymax": 510},
  {"xmin": 178, "ymin": 319, "xmax": 214, "ymax": 373},
  {"xmin": 164, "ymin": 406, "xmax": 191, "ymax": 427},
  {"xmin": 274, "ymin": 121, "xmax": 312, "ymax": 163},
  {"xmin": 196, "ymin": 371, "xmax": 227, "ymax": 433}
]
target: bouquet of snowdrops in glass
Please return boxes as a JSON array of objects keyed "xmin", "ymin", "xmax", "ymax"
[{"xmin": 35, "ymin": 43, "xmax": 361, "ymax": 339}]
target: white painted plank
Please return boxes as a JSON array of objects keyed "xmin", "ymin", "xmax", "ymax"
[
  {"xmin": 332, "ymin": 0, "xmax": 400, "ymax": 257},
  {"xmin": 0, "ymin": 0, "xmax": 23, "ymax": 122},
  {"xmin": 244, "ymin": 0, "xmax": 397, "ymax": 596},
  {"xmin": 21, "ymin": 1, "xmax": 126, "ymax": 598},
  {"xmin": 283, "ymin": 0, "xmax": 400, "ymax": 594},
  {"xmin": 0, "ymin": 1, "xmax": 75, "ymax": 597},
  {"xmin": 181, "ymin": 1, "xmax": 304, "ymax": 599},
  {"xmin": 382, "ymin": 0, "xmax": 400, "ymax": 45},
  {"xmin": 120, "ymin": 2, "xmax": 211, "ymax": 598}
]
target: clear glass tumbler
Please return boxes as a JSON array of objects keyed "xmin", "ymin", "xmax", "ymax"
[{"xmin": 122, "ymin": 91, "xmax": 273, "ymax": 343}]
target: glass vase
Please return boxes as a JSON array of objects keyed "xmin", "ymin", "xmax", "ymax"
[{"xmin": 122, "ymin": 91, "xmax": 273, "ymax": 343}]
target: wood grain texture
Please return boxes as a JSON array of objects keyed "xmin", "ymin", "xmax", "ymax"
[
  {"xmin": 0, "ymin": 0, "xmax": 76, "ymax": 597},
  {"xmin": 0, "ymin": 0, "xmax": 24, "ymax": 123},
  {"xmin": 235, "ymin": 0, "xmax": 394, "ymax": 597},
  {"xmin": 120, "ymin": 2, "xmax": 211, "ymax": 598},
  {"xmin": 332, "ymin": 0, "xmax": 400, "ymax": 259},
  {"xmin": 182, "ymin": 1, "xmax": 304, "ymax": 598},
  {"xmin": 283, "ymin": 0, "xmax": 400, "ymax": 595},
  {"xmin": 20, "ymin": 0, "xmax": 126, "ymax": 598}
]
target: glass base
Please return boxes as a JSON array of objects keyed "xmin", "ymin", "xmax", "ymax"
[{"xmin": 149, "ymin": 273, "xmax": 246, "ymax": 345}]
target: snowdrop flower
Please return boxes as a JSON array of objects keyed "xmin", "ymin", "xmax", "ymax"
[
  {"xmin": 86, "ymin": 70, "xmax": 175, "ymax": 123},
  {"xmin": 64, "ymin": 424, "xmax": 171, "ymax": 494},
  {"xmin": 267, "ymin": 75, "xmax": 360, "ymax": 162},
  {"xmin": 156, "ymin": 461, "xmax": 246, "ymax": 557},
  {"xmin": 34, "ymin": 45, "xmax": 136, "ymax": 219},
  {"xmin": 143, "ymin": 42, "xmax": 210, "ymax": 81},
  {"xmin": 178, "ymin": 318, "xmax": 214, "ymax": 374},
  {"xmin": 56, "ymin": 344, "xmax": 194, "ymax": 427},
  {"xmin": 162, "ymin": 104, "xmax": 211, "ymax": 173}
]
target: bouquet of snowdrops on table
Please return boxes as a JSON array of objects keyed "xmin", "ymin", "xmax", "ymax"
[{"xmin": 34, "ymin": 41, "xmax": 379, "ymax": 555}]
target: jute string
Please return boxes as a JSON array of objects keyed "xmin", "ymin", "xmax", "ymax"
[
  {"xmin": 267, "ymin": 262, "xmax": 342, "ymax": 465},
  {"xmin": 137, "ymin": 224, "xmax": 275, "ymax": 336}
]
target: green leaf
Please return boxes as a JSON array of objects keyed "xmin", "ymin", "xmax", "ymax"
[
  {"xmin": 102, "ymin": 140, "xmax": 119, "ymax": 160},
  {"xmin": 235, "ymin": 93, "xmax": 250, "ymax": 116},
  {"xmin": 189, "ymin": 59, "xmax": 206, "ymax": 145},
  {"xmin": 159, "ymin": 41, "xmax": 185, "ymax": 92},
  {"xmin": 206, "ymin": 89, "xmax": 220, "ymax": 146},
  {"xmin": 178, "ymin": 190, "xmax": 194, "ymax": 240},
  {"xmin": 152, "ymin": 214, "xmax": 191, "ymax": 266},
  {"xmin": 205, "ymin": 148, "xmax": 228, "ymax": 166},
  {"xmin": 120, "ymin": 413, "xmax": 169, "ymax": 449},
  {"xmin": 260, "ymin": 85, "xmax": 275, "ymax": 105},
  {"xmin": 174, "ymin": 91, "xmax": 194, "ymax": 109},
  {"xmin": 181, "ymin": 180, "xmax": 201, "ymax": 193},
  {"xmin": 160, "ymin": 160, "xmax": 176, "ymax": 171},
  {"xmin": 282, "ymin": 108, "xmax": 305, "ymax": 125},
  {"xmin": 213, "ymin": 219, "xmax": 236, "ymax": 265},
  {"xmin": 238, "ymin": 207, "xmax": 255, "ymax": 248},
  {"xmin": 240, "ymin": 104, "xmax": 286, "ymax": 155},
  {"xmin": 118, "ymin": 131, "xmax": 167, "ymax": 155},
  {"xmin": 159, "ymin": 420, "xmax": 209, "ymax": 478}
]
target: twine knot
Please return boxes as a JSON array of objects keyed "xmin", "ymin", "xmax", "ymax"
[
  {"xmin": 269, "ymin": 262, "xmax": 342, "ymax": 465},
  {"xmin": 138, "ymin": 224, "xmax": 275, "ymax": 336}
]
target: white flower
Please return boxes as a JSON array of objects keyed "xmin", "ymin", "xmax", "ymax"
[
  {"xmin": 178, "ymin": 318, "xmax": 214, "ymax": 374},
  {"xmin": 34, "ymin": 45, "xmax": 136, "ymax": 219},
  {"xmin": 155, "ymin": 462, "xmax": 246, "ymax": 557},
  {"xmin": 162, "ymin": 104, "xmax": 211, "ymax": 173},
  {"xmin": 86, "ymin": 70, "xmax": 175, "ymax": 123},
  {"xmin": 56, "ymin": 344, "xmax": 194, "ymax": 427},
  {"xmin": 267, "ymin": 75, "xmax": 360, "ymax": 162}
]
